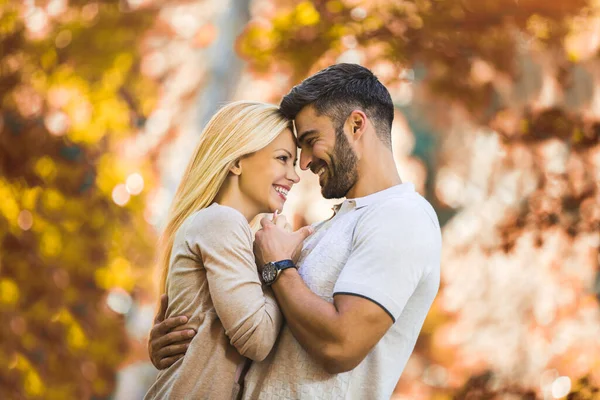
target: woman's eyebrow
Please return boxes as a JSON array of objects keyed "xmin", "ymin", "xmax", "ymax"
[{"xmin": 275, "ymin": 149, "xmax": 293, "ymax": 158}]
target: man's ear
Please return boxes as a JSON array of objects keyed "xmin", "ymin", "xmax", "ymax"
[
  {"xmin": 347, "ymin": 110, "xmax": 367, "ymax": 140},
  {"xmin": 229, "ymin": 159, "xmax": 242, "ymax": 176}
]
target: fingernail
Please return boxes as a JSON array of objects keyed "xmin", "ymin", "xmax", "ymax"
[
  {"xmin": 187, "ymin": 330, "xmax": 195, "ymax": 337},
  {"xmin": 179, "ymin": 317, "xmax": 187, "ymax": 323}
]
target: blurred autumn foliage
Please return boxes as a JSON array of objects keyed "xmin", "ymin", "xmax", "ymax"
[
  {"xmin": 239, "ymin": 0, "xmax": 600, "ymax": 398},
  {"xmin": 2, "ymin": 0, "xmax": 600, "ymax": 399},
  {"xmin": 0, "ymin": 1, "xmax": 158, "ymax": 398}
]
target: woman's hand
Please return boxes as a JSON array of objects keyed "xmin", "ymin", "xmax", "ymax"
[{"xmin": 273, "ymin": 210, "xmax": 293, "ymax": 233}]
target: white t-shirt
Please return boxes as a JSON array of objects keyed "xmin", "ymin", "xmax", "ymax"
[{"xmin": 243, "ymin": 183, "xmax": 442, "ymax": 400}]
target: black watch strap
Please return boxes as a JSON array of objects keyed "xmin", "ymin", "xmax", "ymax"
[{"xmin": 273, "ymin": 259, "xmax": 296, "ymax": 271}]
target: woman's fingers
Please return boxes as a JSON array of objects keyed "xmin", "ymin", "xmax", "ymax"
[{"xmin": 273, "ymin": 213, "xmax": 288, "ymax": 229}]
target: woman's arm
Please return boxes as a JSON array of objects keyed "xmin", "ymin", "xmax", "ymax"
[{"xmin": 186, "ymin": 207, "xmax": 282, "ymax": 361}]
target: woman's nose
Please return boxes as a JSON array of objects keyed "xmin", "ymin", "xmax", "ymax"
[{"xmin": 288, "ymin": 166, "xmax": 300, "ymax": 184}]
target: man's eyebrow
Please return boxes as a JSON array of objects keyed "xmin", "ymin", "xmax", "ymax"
[{"xmin": 297, "ymin": 129, "xmax": 318, "ymax": 144}]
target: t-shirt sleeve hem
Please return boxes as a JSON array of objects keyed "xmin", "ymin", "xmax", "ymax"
[
  {"xmin": 333, "ymin": 292, "xmax": 396, "ymax": 323},
  {"xmin": 333, "ymin": 280, "xmax": 402, "ymax": 322}
]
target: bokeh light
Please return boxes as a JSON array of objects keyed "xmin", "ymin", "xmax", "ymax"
[
  {"xmin": 106, "ymin": 288, "xmax": 133, "ymax": 315},
  {"xmin": 126, "ymin": 173, "xmax": 144, "ymax": 195},
  {"xmin": 17, "ymin": 210, "xmax": 33, "ymax": 231},
  {"xmin": 112, "ymin": 184, "xmax": 131, "ymax": 207}
]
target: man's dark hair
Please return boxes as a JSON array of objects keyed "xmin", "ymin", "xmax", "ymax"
[{"xmin": 280, "ymin": 63, "xmax": 394, "ymax": 147}]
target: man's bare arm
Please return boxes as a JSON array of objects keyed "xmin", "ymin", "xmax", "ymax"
[{"xmin": 270, "ymin": 269, "xmax": 392, "ymax": 373}]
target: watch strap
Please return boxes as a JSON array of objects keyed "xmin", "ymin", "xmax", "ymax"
[{"xmin": 273, "ymin": 259, "xmax": 296, "ymax": 271}]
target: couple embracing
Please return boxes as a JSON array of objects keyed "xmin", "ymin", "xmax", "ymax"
[{"xmin": 144, "ymin": 63, "xmax": 441, "ymax": 400}]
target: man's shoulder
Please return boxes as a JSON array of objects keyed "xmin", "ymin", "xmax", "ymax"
[{"xmin": 359, "ymin": 192, "xmax": 440, "ymax": 231}]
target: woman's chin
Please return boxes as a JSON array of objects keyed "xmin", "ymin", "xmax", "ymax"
[{"xmin": 268, "ymin": 201, "xmax": 285, "ymax": 214}]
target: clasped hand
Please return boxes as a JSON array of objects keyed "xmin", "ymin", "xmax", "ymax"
[{"xmin": 254, "ymin": 212, "xmax": 313, "ymax": 268}]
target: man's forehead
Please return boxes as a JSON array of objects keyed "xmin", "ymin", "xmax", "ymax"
[{"xmin": 293, "ymin": 106, "xmax": 327, "ymax": 136}]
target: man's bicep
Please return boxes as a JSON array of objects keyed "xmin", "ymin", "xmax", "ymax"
[
  {"xmin": 334, "ymin": 203, "xmax": 433, "ymax": 321},
  {"xmin": 333, "ymin": 294, "xmax": 393, "ymax": 361}
]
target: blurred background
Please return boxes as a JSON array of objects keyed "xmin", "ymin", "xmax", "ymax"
[{"xmin": 1, "ymin": 0, "xmax": 599, "ymax": 399}]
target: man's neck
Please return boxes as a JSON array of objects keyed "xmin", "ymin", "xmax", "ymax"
[{"xmin": 345, "ymin": 154, "xmax": 402, "ymax": 199}]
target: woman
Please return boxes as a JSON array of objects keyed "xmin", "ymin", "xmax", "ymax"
[{"xmin": 144, "ymin": 101, "xmax": 299, "ymax": 400}]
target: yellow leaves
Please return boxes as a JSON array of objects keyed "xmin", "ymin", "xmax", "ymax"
[
  {"xmin": 0, "ymin": 7, "xmax": 18, "ymax": 36},
  {"xmin": 363, "ymin": 16, "xmax": 384, "ymax": 32},
  {"xmin": 21, "ymin": 187, "xmax": 42, "ymax": 210},
  {"xmin": 572, "ymin": 128, "xmax": 584, "ymax": 143},
  {"xmin": 114, "ymin": 52, "xmax": 134, "ymax": 72},
  {"xmin": 273, "ymin": 2, "xmax": 320, "ymax": 30},
  {"xmin": 521, "ymin": 119, "xmax": 529, "ymax": 134},
  {"xmin": 67, "ymin": 323, "xmax": 89, "ymax": 350},
  {"xmin": 40, "ymin": 227, "xmax": 63, "ymax": 258},
  {"xmin": 10, "ymin": 353, "xmax": 45, "ymax": 397},
  {"xmin": 52, "ymin": 309, "xmax": 89, "ymax": 350},
  {"xmin": 0, "ymin": 179, "xmax": 19, "ymax": 223},
  {"xmin": 102, "ymin": 68, "xmax": 126, "ymax": 92},
  {"xmin": 95, "ymin": 154, "xmax": 128, "ymax": 195},
  {"xmin": 0, "ymin": 278, "xmax": 19, "ymax": 306},
  {"xmin": 295, "ymin": 2, "xmax": 320, "ymax": 26},
  {"xmin": 42, "ymin": 189, "xmax": 65, "ymax": 211},
  {"xmin": 95, "ymin": 257, "xmax": 135, "ymax": 291},
  {"xmin": 527, "ymin": 14, "xmax": 550, "ymax": 40},
  {"xmin": 35, "ymin": 156, "xmax": 57, "ymax": 182},
  {"xmin": 41, "ymin": 49, "xmax": 58, "ymax": 70},
  {"xmin": 90, "ymin": 209, "xmax": 106, "ymax": 229},
  {"xmin": 326, "ymin": 1, "xmax": 344, "ymax": 14},
  {"xmin": 47, "ymin": 61, "xmax": 133, "ymax": 145}
]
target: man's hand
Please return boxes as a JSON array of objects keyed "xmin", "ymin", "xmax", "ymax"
[
  {"xmin": 147, "ymin": 294, "xmax": 196, "ymax": 369},
  {"xmin": 254, "ymin": 214, "xmax": 313, "ymax": 266}
]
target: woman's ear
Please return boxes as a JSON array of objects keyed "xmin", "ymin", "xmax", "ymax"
[{"xmin": 229, "ymin": 159, "xmax": 242, "ymax": 176}]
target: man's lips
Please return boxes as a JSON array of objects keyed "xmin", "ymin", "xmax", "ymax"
[{"xmin": 311, "ymin": 163, "xmax": 327, "ymax": 178}]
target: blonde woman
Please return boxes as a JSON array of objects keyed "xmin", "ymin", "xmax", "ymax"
[{"xmin": 144, "ymin": 101, "xmax": 305, "ymax": 400}]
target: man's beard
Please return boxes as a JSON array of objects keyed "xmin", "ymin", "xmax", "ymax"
[{"xmin": 321, "ymin": 126, "xmax": 358, "ymax": 199}]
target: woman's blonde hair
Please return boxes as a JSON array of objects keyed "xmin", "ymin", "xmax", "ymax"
[{"xmin": 158, "ymin": 101, "xmax": 291, "ymax": 294}]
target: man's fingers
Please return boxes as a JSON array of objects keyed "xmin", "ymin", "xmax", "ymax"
[
  {"xmin": 151, "ymin": 316, "xmax": 189, "ymax": 338},
  {"xmin": 152, "ymin": 329, "xmax": 196, "ymax": 351},
  {"xmin": 154, "ymin": 294, "xmax": 169, "ymax": 324},
  {"xmin": 158, "ymin": 354, "xmax": 184, "ymax": 369},
  {"xmin": 156, "ymin": 342, "xmax": 190, "ymax": 359}
]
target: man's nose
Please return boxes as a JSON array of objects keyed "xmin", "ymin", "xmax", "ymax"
[{"xmin": 299, "ymin": 151, "xmax": 312, "ymax": 171}]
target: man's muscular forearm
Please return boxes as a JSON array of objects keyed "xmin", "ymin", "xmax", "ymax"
[{"xmin": 270, "ymin": 269, "xmax": 351, "ymax": 373}]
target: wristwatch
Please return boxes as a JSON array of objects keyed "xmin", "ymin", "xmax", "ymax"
[{"xmin": 261, "ymin": 259, "xmax": 296, "ymax": 286}]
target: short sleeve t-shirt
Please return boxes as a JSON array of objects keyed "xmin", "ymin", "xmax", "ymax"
[{"xmin": 243, "ymin": 183, "xmax": 442, "ymax": 400}]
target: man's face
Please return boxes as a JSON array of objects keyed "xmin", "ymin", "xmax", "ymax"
[{"xmin": 295, "ymin": 105, "xmax": 358, "ymax": 199}]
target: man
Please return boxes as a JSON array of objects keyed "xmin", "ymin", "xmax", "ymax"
[{"xmin": 148, "ymin": 63, "xmax": 441, "ymax": 399}]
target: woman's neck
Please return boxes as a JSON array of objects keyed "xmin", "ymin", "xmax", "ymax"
[{"xmin": 213, "ymin": 180, "xmax": 258, "ymax": 222}]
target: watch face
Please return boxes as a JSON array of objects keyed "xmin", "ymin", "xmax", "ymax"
[{"xmin": 262, "ymin": 263, "xmax": 277, "ymax": 284}]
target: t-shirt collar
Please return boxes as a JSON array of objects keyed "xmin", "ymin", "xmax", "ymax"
[{"xmin": 332, "ymin": 183, "xmax": 415, "ymax": 214}]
